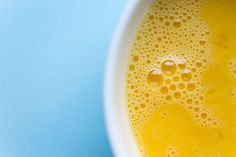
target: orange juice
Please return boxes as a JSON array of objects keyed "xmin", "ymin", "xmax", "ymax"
[{"xmin": 126, "ymin": 0, "xmax": 236, "ymax": 156}]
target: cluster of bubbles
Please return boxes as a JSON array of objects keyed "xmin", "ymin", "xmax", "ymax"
[
  {"xmin": 229, "ymin": 60, "xmax": 236, "ymax": 103},
  {"xmin": 145, "ymin": 59, "xmax": 220, "ymax": 127},
  {"xmin": 229, "ymin": 60, "xmax": 236, "ymax": 78},
  {"xmin": 125, "ymin": 0, "xmax": 221, "ymax": 156},
  {"xmin": 167, "ymin": 147, "xmax": 179, "ymax": 157}
]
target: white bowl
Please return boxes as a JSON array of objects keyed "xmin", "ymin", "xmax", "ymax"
[{"xmin": 104, "ymin": 0, "xmax": 154, "ymax": 156}]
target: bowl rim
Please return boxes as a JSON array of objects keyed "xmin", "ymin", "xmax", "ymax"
[{"xmin": 103, "ymin": 0, "xmax": 153, "ymax": 156}]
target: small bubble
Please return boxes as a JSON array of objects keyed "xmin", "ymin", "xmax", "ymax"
[
  {"xmin": 161, "ymin": 60, "xmax": 177, "ymax": 75},
  {"xmin": 187, "ymin": 83, "xmax": 196, "ymax": 91},
  {"xmin": 178, "ymin": 62, "xmax": 186, "ymax": 70},
  {"xmin": 165, "ymin": 21, "xmax": 170, "ymax": 26},
  {"xmin": 140, "ymin": 103, "xmax": 146, "ymax": 108},
  {"xmin": 160, "ymin": 86, "xmax": 169, "ymax": 94},
  {"xmin": 191, "ymin": 68, "xmax": 197, "ymax": 72},
  {"xmin": 159, "ymin": 17, "xmax": 164, "ymax": 22},
  {"xmin": 135, "ymin": 106, "xmax": 139, "ymax": 110},
  {"xmin": 129, "ymin": 64, "xmax": 135, "ymax": 71},
  {"xmin": 194, "ymin": 101, "xmax": 199, "ymax": 105},
  {"xmin": 173, "ymin": 76, "xmax": 179, "ymax": 82},
  {"xmin": 174, "ymin": 92, "xmax": 181, "ymax": 99},
  {"xmin": 149, "ymin": 15, "xmax": 154, "ymax": 20},
  {"xmin": 201, "ymin": 113, "xmax": 207, "ymax": 119},
  {"xmin": 178, "ymin": 83, "xmax": 185, "ymax": 89},
  {"xmin": 146, "ymin": 60, "xmax": 151, "ymax": 64},
  {"xmin": 133, "ymin": 56, "xmax": 139, "ymax": 62},
  {"xmin": 199, "ymin": 40, "xmax": 206, "ymax": 46},
  {"xmin": 166, "ymin": 95, "xmax": 172, "ymax": 101},
  {"xmin": 166, "ymin": 79, "xmax": 171, "ymax": 84},
  {"xmin": 169, "ymin": 16, "xmax": 174, "ymax": 20},
  {"xmin": 187, "ymin": 99, "xmax": 193, "ymax": 104},
  {"xmin": 145, "ymin": 93, "xmax": 149, "ymax": 97},
  {"xmin": 181, "ymin": 70, "xmax": 192, "ymax": 81},
  {"xmin": 170, "ymin": 84, "xmax": 176, "ymax": 91},
  {"xmin": 173, "ymin": 19, "xmax": 181, "ymax": 28},
  {"xmin": 196, "ymin": 62, "xmax": 202, "ymax": 67},
  {"xmin": 194, "ymin": 107, "xmax": 200, "ymax": 112},
  {"xmin": 147, "ymin": 70, "xmax": 163, "ymax": 87}
]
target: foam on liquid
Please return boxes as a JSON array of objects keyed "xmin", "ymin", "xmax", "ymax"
[{"xmin": 126, "ymin": 0, "xmax": 236, "ymax": 156}]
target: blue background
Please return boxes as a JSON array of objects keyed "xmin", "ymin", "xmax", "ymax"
[{"xmin": 0, "ymin": 0, "xmax": 126, "ymax": 156}]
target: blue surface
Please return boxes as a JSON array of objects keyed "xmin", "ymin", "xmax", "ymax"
[{"xmin": 0, "ymin": 0, "xmax": 126, "ymax": 156}]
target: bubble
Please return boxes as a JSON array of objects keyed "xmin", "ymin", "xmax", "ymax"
[
  {"xmin": 133, "ymin": 56, "xmax": 139, "ymax": 62},
  {"xmin": 160, "ymin": 86, "xmax": 169, "ymax": 94},
  {"xmin": 140, "ymin": 103, "xmax": 146, "ymax": 109},
  {"xmin": 166, "ymin": 95, "xmax": 172, "ymax": 101},
  {"xmin": 194, "ymin": 107, "xmax": 200, "ymax": 112},
  {"xmin": 149, "ymin": 15, "xmax": 154, "ymax": 20},
  {"xmin": 161, "ymin": 60, "xmax": 177, "ymax": 75},
  {"xmin": 199, "ymin": 40, "xmax": 206, "ymax": 46},
  {"xmin": 187, "ymin": 83, "xmax": 196, "ymax": 91},
  {"xmin": 173, "ymin": 19, "xmax": 181, "ymax": 28},
  {"xmin": 147, "ymin": 70, "xmax": 163, "ymax": 87},
  {"xmin": 178, "ymin": 62, "xmax": 186, "ymax": 70},
  {"xmin": 173, "ymin": 76, "xmax": 179, "ymax": 82},
  {"xmin": 174, "ymin": 92, "xmax": 181, "ymax": 99},
  {"xmin": 159, "ymin": 17, "xmax": 164, "ymax": 21},
  {"xmin": 136, "ymin": 36, "xmax": 141, "ymax": 40},
  {"xmin": 169, "ymin": 16, "xmax": 174, "ymax": 20},
  {"xmin": 181, "ymin": 70, "xmax": 192, "ymax": 81},
  {"xmin": 199, "ymin": 96, "xmax": 204, "ymax": 100},
  {"xmin": 192, "ymin": 68, "xmax": 197, "ymax": 72},
  {"xmin": 146, "ymin": 60, "xmax": 151, "ymax": 64},
  {"xmin": 170, "ymin": 84, "xmax": 176, "ymax": 91},
  {"xmin": 178, "ymin": 83, "xmax": 185, "ymax": 89},
  {"xmin": 187, "ymin": 98, "xmax": 193, "ymax": 104},
  {"xmin": 201, "ymin": 113, "xmax": 207, "ymax": 119},
  {"xmin": 166, "ymin": 79, "xmax": 172, "ymax": 84},
  {"xmin": 196, "ymin": 62, "xmax": 202, "ymax": 67},
  {"xmin": 129, "ymin": 64, "xmax": 135, "ymax": 71},
  {"xmin": 194, "ymin": 101, "xmax": 199, "ymax": 105},
  {"xmin": 165, "ymin": 21, "xmax": 170, "ymax": 26}
]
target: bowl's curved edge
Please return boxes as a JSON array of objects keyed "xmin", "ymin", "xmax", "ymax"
[{"xmin": 103, "ymin": 0, "xmax": 153, "ymax": 157}]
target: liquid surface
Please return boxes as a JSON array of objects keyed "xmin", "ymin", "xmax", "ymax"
[{"xmin": 126, "ymin": 0, "xmax": 236, "ymax": 156}]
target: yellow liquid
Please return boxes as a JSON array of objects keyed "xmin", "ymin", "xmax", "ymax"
[{"xmin": 126, "ymin": 0, "xmax": 236, "ymax": 156}]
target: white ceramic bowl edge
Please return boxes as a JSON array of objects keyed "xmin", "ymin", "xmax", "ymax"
[{"xmin": 104, "ymin": 0, "xmax": 154, "ymax": 157}]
